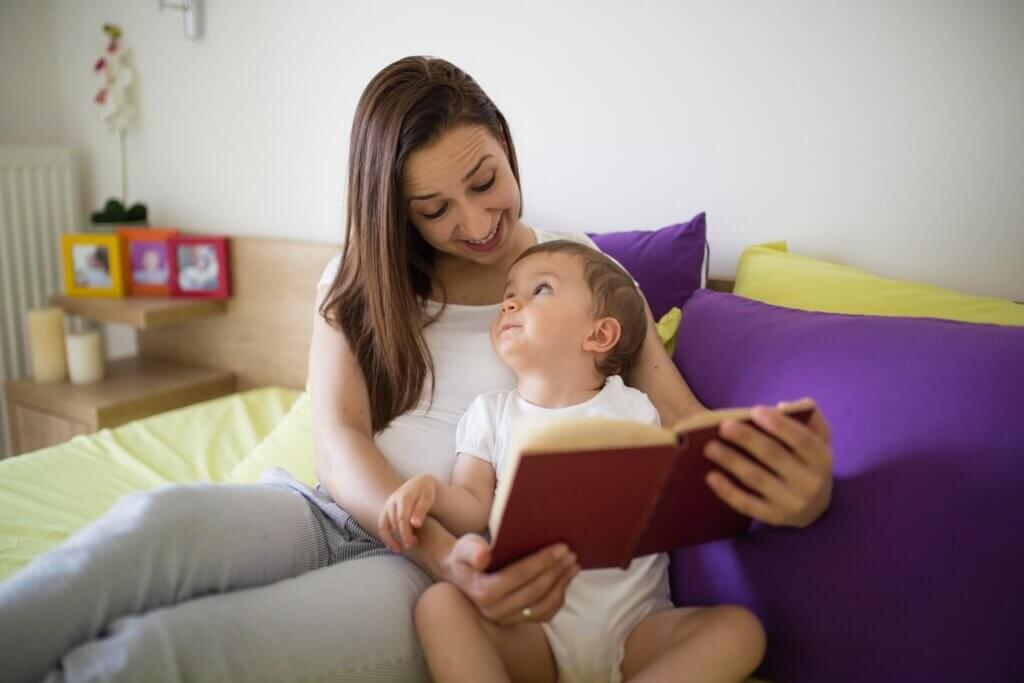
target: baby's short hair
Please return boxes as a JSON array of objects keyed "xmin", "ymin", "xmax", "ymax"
[{"xmin": 510, "ymin": 240, "xmax": 647, "ymax": 378}]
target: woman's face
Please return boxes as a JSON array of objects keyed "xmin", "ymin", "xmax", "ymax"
[{"xmin": 402, "ymin": 124, "xmax": 522, "ymax": 267}]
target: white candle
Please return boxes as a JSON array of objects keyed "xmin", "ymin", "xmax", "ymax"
[
  {"xmin": 27, "ymin": 307, "xmax": 67, "ymax": 383},
  {"xmin": 65, "ymin": 330, "xmax": 105, "ymax": 385}
]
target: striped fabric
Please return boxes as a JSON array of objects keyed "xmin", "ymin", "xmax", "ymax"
[{"xmin": 260, "ymin": 466, "xmax": 393, "ymax": 564}]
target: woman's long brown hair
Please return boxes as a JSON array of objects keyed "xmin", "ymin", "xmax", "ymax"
[{"xmin": 319, "ymin": 57, "xmax": 522, "ymax": 433}]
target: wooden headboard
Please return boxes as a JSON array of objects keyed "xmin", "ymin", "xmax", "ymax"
[
  {"xmin": 139, "ymin": 237, "xmax": 339, "ymax": 390},
  {"xmin": 707, "ymin": 277, "xmax": 734, "ymax": 293},
  {"xmin": 138, "ymin": 236, "xmax": 734, "ymax": 391}
]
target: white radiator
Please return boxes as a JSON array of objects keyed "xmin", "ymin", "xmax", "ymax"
[{"xmin": 0, "ymin": 145, "xmax": 83, "ymax": 458}]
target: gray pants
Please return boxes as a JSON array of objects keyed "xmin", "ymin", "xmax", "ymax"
[{"xmin": 0, "ymin": 483, "xmax": 433, "ymax": 682}]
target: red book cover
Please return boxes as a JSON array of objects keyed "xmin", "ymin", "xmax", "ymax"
[{"xmin": 488, "ymin": 406, "xmax": 813, "ymax": 571}]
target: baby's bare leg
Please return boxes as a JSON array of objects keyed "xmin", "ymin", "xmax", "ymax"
[
  {"xmin": 414, "ymin": 582, "xmax": 557, "ymax": 683},
  {"xmin": 621, "ymin": 605, "xmax": 766, "ymax": 683}
]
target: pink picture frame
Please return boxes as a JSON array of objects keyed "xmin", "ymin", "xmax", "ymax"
[{"xmin": 167, "ymin": 235, "xmax": 230, "ymax": 299}]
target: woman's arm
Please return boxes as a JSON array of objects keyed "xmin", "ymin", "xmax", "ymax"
[
  {"xmin": 627, "ymin": 298, "xmax": 834, "ymax": 527},
  {"xmin": 625, "ymin": 301, "xmax": 706, "ymax": 426},
  {"xmin": 309, "ymin": 283, "xmax": 580, "ymax": 617},
  {"xmin": 309, "ymin": 285, "xmax": 408, "ymax": 538}
]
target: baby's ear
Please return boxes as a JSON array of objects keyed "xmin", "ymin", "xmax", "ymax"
[{"xmin": 582, "ymin": 317, "xmax": 621, "ymax": 355}]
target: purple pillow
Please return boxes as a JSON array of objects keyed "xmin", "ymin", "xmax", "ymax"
[
  {"xmin": 670, "ymin": 290, "xmax": 1024, "ymax": 682},
  {"xmin": 588, "ymin": 212, "xmax": 706, "ymax": 319}
]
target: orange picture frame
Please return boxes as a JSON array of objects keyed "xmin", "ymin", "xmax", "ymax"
[{"xmin": 117, "ymin": 227, "xmax": 179, "ymax": 296}]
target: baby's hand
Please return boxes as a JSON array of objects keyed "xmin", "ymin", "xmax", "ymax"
[{"xmin": 378, "ymin": 474, "xmax": 438, "ymax": 552}]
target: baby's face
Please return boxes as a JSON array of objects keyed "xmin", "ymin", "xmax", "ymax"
[
  {"xmin": 491, "ymin": 251, "xmax": 596, "ymax": 369},
  {"xmin": 142, "ymin": 250, "xmax": 160, "ymax": 270}
]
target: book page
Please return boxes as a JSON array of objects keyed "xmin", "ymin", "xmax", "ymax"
[
  {"xmin": 670, "ymin": 407, "xmax": 756, "ymax": 434},
  {"xmin": 670, "ymin": 401, "xmax": 813, "ymax": 435}
]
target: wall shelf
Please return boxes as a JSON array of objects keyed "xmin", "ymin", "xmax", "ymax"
[{"xmin": 49, "ymin": 294, "xmax": 227, "ymax": 330}]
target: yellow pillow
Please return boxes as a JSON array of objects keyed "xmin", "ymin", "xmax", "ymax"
[
  {"xmin": 734, "ymin": 242, "xmax": 1024, "ymax": 325},
  {"xmin": 228, "ymin": 390, "xmax": 317, "ymax": 485},
  {"xmin": 656, "ymin": 306, "xmax": 682, "ymax": 355},
  {"xmin": 228, "ymin": 309, "xmax": 685, "ymax": 486}
]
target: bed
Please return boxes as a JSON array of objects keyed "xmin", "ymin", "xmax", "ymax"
[
  {"xmin": 0, "ymin": 386, "xmax": 298, "ymax": 581},
  {"xmin": 0, "ymin": 232, "xmax": 705, "ymax": 581},
  {"xmin": 0, "ymin": 236, "xmax": 335, "ymax": 581},
  {"xmin": 3, "ymin": 230, "xmax": 1021, "ymax": 682}
]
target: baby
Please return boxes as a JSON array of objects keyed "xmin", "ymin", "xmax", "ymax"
[{"xmin": 379, "ymin": 240, "xmax": 765, "ymax": 683}]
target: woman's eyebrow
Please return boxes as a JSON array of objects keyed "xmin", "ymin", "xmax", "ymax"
[
  {"xmin": 460, "ymin": 154, "xmax": 493, "ymax": 182},
  {"xmin": 408, "ymin": 155, "xmax": 494, "ymax": 202}
]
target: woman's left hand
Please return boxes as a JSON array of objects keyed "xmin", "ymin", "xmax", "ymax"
[{"xmin": 703, "ymin": 398, "xmax": 833, "ymax": 528}]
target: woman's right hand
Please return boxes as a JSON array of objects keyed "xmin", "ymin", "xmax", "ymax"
[{"xmin": 445, "ymin": 534, "xmax": 580, "ymax": 625}]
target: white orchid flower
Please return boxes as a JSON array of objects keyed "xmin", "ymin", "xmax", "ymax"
[{"xmin": 93, "ymin": 41, "xmax": 136, "ymax": 132}]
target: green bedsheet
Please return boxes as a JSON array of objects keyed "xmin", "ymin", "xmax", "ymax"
[
  {"xmin": 0, "ymin": 387, "xmax": 299, "ymax": 581},
  {"xmin": 0, "ymin": 386, "xmax": 775, "ymax": 682}
]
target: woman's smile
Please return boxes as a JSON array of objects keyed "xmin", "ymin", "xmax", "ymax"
[{"xmin": 460, "ymin": 213, "xmax": 504, "ymax": 253}]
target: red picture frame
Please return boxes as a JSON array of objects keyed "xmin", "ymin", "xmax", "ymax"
[{"xmin": 167, "ymin": 235, "xmax": 230, "ymax": 299}]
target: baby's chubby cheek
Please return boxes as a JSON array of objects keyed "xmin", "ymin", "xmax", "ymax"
[
  {"xmin": 489, "ymin": 318, "xmax": 502, "ymax": 350},
  {"xmin": 490, "ymin": 321, "xmax": 513, "ymax": 361}
]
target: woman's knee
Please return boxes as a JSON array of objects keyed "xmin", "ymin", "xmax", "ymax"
[{"xmin": 107, "ymin": 485, "xmax": 209, "ymax": 537}]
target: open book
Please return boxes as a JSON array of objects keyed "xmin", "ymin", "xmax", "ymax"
[{"xmin": 487, "ymin": 403, "xmax": 814, "ymax": 571}]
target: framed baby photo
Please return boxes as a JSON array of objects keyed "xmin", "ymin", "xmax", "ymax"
[
  {"xmin": 61, "ymin": 233, "xmax": 125, "ymax": 298},
  {"xmin": 117, "ymin": 227, "xmax": 179, "ymax": 296},
  {"xmin": 168, "ymin": 235, "xmax": 230, "ymax": 299}
]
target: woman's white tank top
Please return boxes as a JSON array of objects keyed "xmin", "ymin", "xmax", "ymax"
[{"xmin": 317, "ymin": 229, "xmax": 598, "ymax": 483}]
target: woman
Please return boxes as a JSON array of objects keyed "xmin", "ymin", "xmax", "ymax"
[{"xmin": 0, "ymin": 57, "xmax": 833, "ymax": 682}]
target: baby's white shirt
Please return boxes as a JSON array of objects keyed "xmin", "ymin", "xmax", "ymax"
[
  {"xmin": 455, "ymin": 375, "xmax": 661, "ymax": 481},
  {"xmin": 455, "ymin": 376, "xmax": 675, "ymax": 682}
]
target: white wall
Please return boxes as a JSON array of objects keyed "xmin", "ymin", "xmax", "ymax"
[
  {"xmin": 0, "ymin": 1, "xmax": 63, "ymax": 144},
  {"xmin": 6, "ymin": 0, "xmax": 1024, "ymax": 309}
]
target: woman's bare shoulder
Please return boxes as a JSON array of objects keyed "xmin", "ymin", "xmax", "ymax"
[{"xmin": 318, "ymin": 254, "xmax": 341, "ymax": 288}]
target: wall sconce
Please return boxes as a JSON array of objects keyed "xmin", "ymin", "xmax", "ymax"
[{"xmin": 158, "ymin": 0, "xmax": 202, "ymax": 40}]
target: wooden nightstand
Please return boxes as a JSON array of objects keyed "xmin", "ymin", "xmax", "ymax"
[
  {"xmin": 4, "ymin": 357, "xmax": 235, "ymax": 455},
  {"xmin": 3, "ymin": 295, "xmax": 236, "ymax": 456}
]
